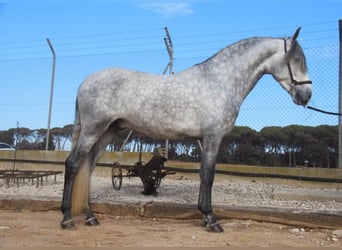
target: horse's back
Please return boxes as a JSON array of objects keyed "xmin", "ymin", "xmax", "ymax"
[
  {"xmin": 75, "ymin": 68, "xmax": 202, "ymax": 137},
  {"xmin": 79, "ymin": 68, "xmax": 159, "ymax": 92},
  {"xmin": 77, "ymin": 68, "xmax": 158, "ymax": 106}
]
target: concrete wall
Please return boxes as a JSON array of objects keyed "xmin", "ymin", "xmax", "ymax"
[
  {"xmin": 0, "ymin": 150, "xmax": 153, "ymax": 171},
  {"xmin": 1, "ymin": 150, "xmax": 341, "ymax": 180}
]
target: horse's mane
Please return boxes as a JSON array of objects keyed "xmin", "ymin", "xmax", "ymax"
[
  {"xmin": 288, "ymin": 40, "xmax": 308, "ymax": 73},
  {"xmin": 194, "ymin": 37, "xmax": 308, "ymax": 73},
  {"xmin": 194, "ymin": 37, "xmax": 265, "ymax": 67}
]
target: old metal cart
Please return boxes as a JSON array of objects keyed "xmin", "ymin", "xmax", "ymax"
[{"xmin": 111, "ymin": 147, "xmax": 176, "ymax": 195}]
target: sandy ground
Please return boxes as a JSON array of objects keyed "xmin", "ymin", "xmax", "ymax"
[
  {"xmin": 0, "ymin": 209, "xmax": 341, "ymax": 247},
  {"xmin": 1, "ymin": 166, "xmax": 342, "ymax": 247}
]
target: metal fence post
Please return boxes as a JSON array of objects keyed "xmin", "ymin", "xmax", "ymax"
[
  {"xmin": 338, "ymin": 20, "xmax": 342, "ymax": 168},
  {"xmin": 163, "ymin": 27, "xmax": 174, "ymax": 158},
  {"xmin": 46, "ymin": 38, "xmax": 56, "ymax": 150}
]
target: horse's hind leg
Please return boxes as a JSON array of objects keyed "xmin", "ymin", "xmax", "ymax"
[
  {"xmin": 61, "ymin": 146, "xmax": 87, "ymax": 229},
  {"xmin": 198, "ymin": 134, "xmax": 224, "ymax": 233},
  {"xmin": 61, "ymin": 126, "xmax": 108, "ymax": 229},
  {"xmin": 83, "ymin": 127, "xmax": 116, "ymax": 226}
]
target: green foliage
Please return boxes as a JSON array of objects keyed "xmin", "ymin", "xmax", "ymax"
[{"xmin": 0, "ymin": 124, "xmax": 339, "ymax": 168}]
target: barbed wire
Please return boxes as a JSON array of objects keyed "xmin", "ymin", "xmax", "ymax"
[
  {"xmin": 0, "ymin": 21, "xmax": 339, "ymax": 131},
  {"xmin": 0, "ymin": 21, "xmax": 339, "ymax": 61}
]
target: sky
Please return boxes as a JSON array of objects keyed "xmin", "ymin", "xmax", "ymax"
[{"xmin": 0, "ymin": 0, "xmax": 341, "ymax": 132}]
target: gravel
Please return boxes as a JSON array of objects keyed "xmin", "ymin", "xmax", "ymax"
[{"xmin": 1, "ymin": 173, "xmax": 342, "ymax": 214}]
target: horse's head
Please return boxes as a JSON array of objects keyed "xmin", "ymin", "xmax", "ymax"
[{"xmin": 272, "ymin": 28, "xmax": 312, "ymax": 106}]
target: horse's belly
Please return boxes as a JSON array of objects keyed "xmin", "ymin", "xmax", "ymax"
[{"xmin": 123, "ymin": 114, "xmax": 202, "ymax": 140}]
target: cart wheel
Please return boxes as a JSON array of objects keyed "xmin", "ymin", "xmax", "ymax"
[{"xmin": 112, "ymin": 162, "xmax": 122, "ymax": 190}]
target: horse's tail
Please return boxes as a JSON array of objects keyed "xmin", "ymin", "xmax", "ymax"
[
  {"xmin": 70, "ymin": 99, "xmax": 91, "ymax": 216},
  {"xmin": 70, "ymin": 99, "xmax": 81, "ymax": 151}
]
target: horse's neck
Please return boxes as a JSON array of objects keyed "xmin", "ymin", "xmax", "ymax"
[{"xmin": 193, "ymin": 38, "xmax": 282, "ymax": 99}]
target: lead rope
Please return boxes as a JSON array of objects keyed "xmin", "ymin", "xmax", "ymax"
[{"xmin": 307, "ymin": 106, "xmax": 342, "ymax": 116}]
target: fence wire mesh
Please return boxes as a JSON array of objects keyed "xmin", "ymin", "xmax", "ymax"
[
  {"xmin": 0, "ymin": 22, "xmax": 340, "ymax": 167},
  {"xmin": 172, "ymin": 42, "xmax": 339, "ymax": 132}
]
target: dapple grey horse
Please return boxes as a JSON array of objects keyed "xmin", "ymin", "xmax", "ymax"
[{"xmin": 61, "ymin": 28, "xmax": 311, "ymax": 232}]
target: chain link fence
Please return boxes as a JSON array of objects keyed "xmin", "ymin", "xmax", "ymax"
[
  {"xmin": 173, "ymin": 39, "xmax": 339, "ymax": 132},
  {"xmin": 0, "ymin": 23, "xmax": 340, "ymax": 167},
  {"xmin": 1, "ymin": 24, "xmax": 339, "ymax": 131}
]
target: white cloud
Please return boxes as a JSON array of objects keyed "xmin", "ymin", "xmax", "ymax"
[{"xmin": 139, "ymin": 2, "xmax": 193, "ymax": 18}]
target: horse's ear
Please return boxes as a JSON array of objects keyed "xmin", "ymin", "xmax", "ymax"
[
  {"xmin": 291, "ymin": 27, "xmax": 301, "ymax": 42},
  {"xmin": 285, "ymin": 27, "xmax": 301, "ymax": 61}
]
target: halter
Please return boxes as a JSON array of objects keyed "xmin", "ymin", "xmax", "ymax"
[{"xmin": 284, "ymin": 39, "xmax": 312, "ymax": 89}]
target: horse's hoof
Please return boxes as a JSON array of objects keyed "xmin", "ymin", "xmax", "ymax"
[
  {"xmin": 201, "ymin": 213, "xmax": 224, "ymax": 232},
  {"xmin": 85, "ymin": 217, "xmax": 99, "ymax": 226},
  {"xmin": 61, "ymin": 219, "xmax": 75, "ymax": 229},
  {"xmin": 208, "ymin": 223, "xmax": 224, "ymax": 233},
  {"xmin": 200, "ymin": 218, "xmax": 207, "ymax": 227}
]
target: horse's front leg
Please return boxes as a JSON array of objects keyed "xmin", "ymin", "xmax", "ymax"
[{"xmin": 198, "ymin": 135, "xmax": 224, "ymax": 233}]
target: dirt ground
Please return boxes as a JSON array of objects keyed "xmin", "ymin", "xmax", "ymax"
[
  {"xmin": 1, "ymin": 166, "xmax": 342, "ymax": 247},
  {"xmin": 0, "ymin": 209, "xmax": 341, "ymax": 247}
]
